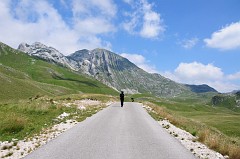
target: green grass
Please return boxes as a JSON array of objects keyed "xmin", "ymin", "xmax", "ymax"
[
  {"xmin": 0, "ymin": 94, "xmax": 114, "ymax": 141},
  {"xmin": 0, "ymin": 99, "xmax": 63, "ymax": 141},
  {"xmin": 153, "ymin": 98, "xmax": 240, "ymax": 141}
]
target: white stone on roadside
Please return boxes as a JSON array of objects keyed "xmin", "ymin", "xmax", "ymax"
[
  {"xmin": 158, "ymin": 120, "xmax": 225, "ymax": 159},
  {"xmin": 57, "ymin": 112, "xmax": 69, "ymax": 119}
]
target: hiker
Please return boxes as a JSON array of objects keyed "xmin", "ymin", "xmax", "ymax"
[{"xmin": 120, "ymin": 91, "xmax": 124, "ymax": 107}]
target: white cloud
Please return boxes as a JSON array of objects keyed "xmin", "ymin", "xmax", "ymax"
[
  {"xmin": 140, "ymin": 1, "xmax": 164, "ymax": 38},
  {"xmin": 227, "ymin": 72, "xmax": 240, "ymax": 80},
  {"xmin": 120, "ymin": 53, "xmax": 158, "ymax": 73},
  {"xmin": 0, "ymin": 0, "xmax": 116, "ymax": 54},
  {"xmin": 72, "ymin": 0, "xmax": 116, "ymax": 18},
  {"xmin": 122, "ymin": 11, "xmax": 138, "ymax": 34},
  {"xmin": 175, "ymin": 62, "xmax": 224, "ymax": 81},
  {"xmin": 122, "ymin": 0, "xmax": 133, "ymax": 4},
  {"xmin": 122, "ymin": 0, "xmax": 165, "ymax": 39},
  {"xmin": 163, "ymin": 62, "xmax": 240, "ymax": 92},
  {"xmin": 204, "ymin": 22, "xmax": 240, "ymax": 50},
  {"xmin": 180, "ymin": 38, "xmax": 199, "ymax": 49},
  {"xmin": 74, "ymin": 17, "xmax": 115, "ymax": 35}
]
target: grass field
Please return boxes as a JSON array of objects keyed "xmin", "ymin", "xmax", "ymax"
[
  {"xmin": 153, "ymin": 97, "xmax": 240, "ymax": 140},
  {"xmin": 0, "ymin": 94, "xmax": 116, "ymax": 141}
]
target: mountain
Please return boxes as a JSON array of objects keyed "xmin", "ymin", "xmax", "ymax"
[
  {"xmin": 0, "ymin": 42, "xmax": 117, "ymax": 101},
  {"xmin": 69, "ymin": 49, "xmax": 193, "ymax": 96},
  {"xmin": 185, "ymin": 84, "xmax": 218, "ymax": 93},
  {"xmin": 231, "ymin": 90, "xmax": 240, "ymax": 94},
  {"xmin": 18, "ymin": 42, "xmax": 192, "ymax": 97}
]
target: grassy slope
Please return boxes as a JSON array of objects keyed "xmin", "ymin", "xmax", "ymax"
[
  {"xmin": 131, "ymin": 93, "xmax": 240, "ymax": 142},
  {"xmin": 161, "ymin": 98, "xmax": 240, "ymax": 139},
  {"xmin": 0, "ymin": 43, "xmax": 117, "ymax": 102}
]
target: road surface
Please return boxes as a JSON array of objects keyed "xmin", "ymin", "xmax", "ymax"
[{"xmin": 24, "ymin": 102, "xmax": 196, "ymax": 159}]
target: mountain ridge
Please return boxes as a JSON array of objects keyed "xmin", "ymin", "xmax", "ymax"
[
  {"xmin": 185, "ymin": 84, "xmax": 218, "ymax": 93},
  {"xmin": 17, "ymin": 42, "xmax": 216, "ymax": 97},
  {"xmin": 18, "ymin": 42, "xmax": 191, "ymax": 97}
]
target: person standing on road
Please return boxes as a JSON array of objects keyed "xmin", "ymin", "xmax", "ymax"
[{"xmin": 120, "ymin": 91, "xmax": 124, "ymax": 107}]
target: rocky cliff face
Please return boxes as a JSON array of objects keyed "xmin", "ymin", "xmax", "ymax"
[{"xmin": 18, "ymin": 42, "xmax": 191, "ymax": 97}]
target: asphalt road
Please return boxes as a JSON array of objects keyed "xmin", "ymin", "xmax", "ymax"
[{"xmin": 24, "ymin": 102, "xmax": 196, "ymax": 159}]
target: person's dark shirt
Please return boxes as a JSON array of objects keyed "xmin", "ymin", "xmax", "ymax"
[{"xmin": 120, "ymin": 93, "xmax": 124, "ymax": 101}]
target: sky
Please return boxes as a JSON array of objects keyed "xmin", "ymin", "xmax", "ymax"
[{"xmin": 0, "ymin": 0, "xmax": 240, "ymax": 92}]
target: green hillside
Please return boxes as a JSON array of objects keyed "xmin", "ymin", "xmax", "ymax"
[
  {"xmin": 0, "ymin": 42, "xmax": 117, "ymax": 102},
  {"xmin": 211, "ymin": 93, "xmax": 240, "ymax": 110}
]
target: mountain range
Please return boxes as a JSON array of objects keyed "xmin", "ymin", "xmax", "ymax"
[
  {"xmin": 18, "ymin": 42, "xmax": 194, "ymax": 97},
  {"xmin": 0, "ymin": 41, "xmax": 217, "ymax": 99}
]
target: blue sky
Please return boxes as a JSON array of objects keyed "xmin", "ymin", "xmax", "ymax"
[{"xmin": 0, "ymin": 0, "xmax": 240, "ymax": 92}]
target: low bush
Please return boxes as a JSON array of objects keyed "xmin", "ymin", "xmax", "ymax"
[{"xmin": 0, "ymin": 113, "xmax": 26, "ymax": 134}]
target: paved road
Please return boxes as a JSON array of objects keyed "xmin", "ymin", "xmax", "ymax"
[{"xmin": 25, "ymin": 102, "xmax": 196, "ymax": 159}]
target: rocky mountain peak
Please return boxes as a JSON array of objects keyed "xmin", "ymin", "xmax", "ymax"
[
  {"xmin": 18, "ymin": 42, "xmax": 78, "ymax": 71},
  {"xmin": 18, "ymin": 42, "xmax": 32, "ymax": 53}
]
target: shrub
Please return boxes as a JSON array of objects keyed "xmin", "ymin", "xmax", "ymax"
[
  {"xmin": 0, "ymin": 114, "xmax": 26, "ymax": 134},
  {"xmin": 229, "ymin": 146, "xmax": 240, "ymax": 159},
  {"xmin": 198, "ymin": 129, "xmax": 210, "ymax": 142},
  {"xmin": 191, "ymin": 130, "xmax": 197, "ymax": 137}
]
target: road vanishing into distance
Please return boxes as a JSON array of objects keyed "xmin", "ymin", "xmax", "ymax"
[{"xmin": 25, "ymin": 102, "xmax": 196, "ymax": 159}]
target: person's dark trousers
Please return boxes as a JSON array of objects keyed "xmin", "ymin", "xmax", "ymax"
[{"xmin": 121, "ymin": 100, "xmax": 124, "ymax": 107}]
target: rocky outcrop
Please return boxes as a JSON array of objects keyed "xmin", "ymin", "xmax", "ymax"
[
  {"xmin": 211, "ymin": 92, "xmax": 240, "ymax": 109},
  {"xmin": 211, "ymin": 95, "xmax": 226, "ymax": 105}
]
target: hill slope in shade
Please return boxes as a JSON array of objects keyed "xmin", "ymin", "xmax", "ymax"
[
  {"xmin": 185, "ymin": 84, "xmax": 218, "ymax": 93},
  {"xmin": 0, "ymin": 42, "xmax": 117, "ymax": 101},
  {"xmin": 19, "ymin": 42, "xmax": 192, "ymax": 97}
]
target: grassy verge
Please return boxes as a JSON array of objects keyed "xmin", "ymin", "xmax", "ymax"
[
  {"xmin": 0, "ymin": 94, "xmax": 116, "ymax": 141},
  {"xmin": 143, "ymin": 101, "xmax": 240, "ymax": 159}
]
